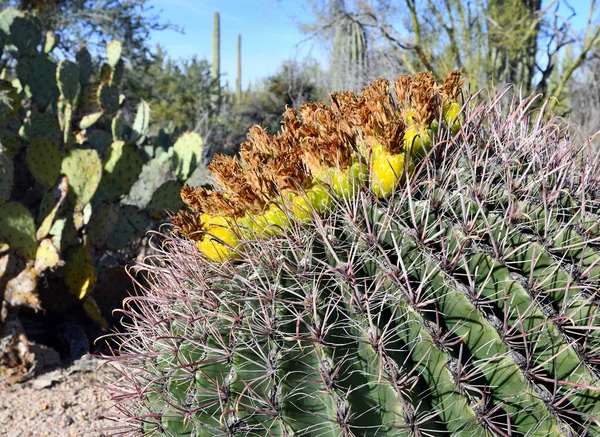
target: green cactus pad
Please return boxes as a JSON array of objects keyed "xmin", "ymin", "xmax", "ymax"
[
  {"xmin": 106, "ymin": 40, "xmax": 123, "ymax": 69},
  {"xmin": 0, "ymin": 80, "xmax": 20, "ymax": 121},
  {"xmin": 86, "ymin": 129, "xmax": 112, "ymax": 156},
  {"xmin": 9, "ymin": 14, "xmax": 42, "ymax": 54},
  {"xmin": 146, "ymin": 180, "xmax": 184, "ymax": 219},
  {"xmin": 111, "ymin": 110, "xmax": 127, "ymax": 140},
  {"xmin": 0, "ymin": 129, "xmax": 25, "ymax": 158},
  {"xmin": 99, "ymin": 63, "xmax": 112, "ymax": 82},
  {"xmin": 43, "ymin": 30, "xmax": 59, "ymax": 53},
  {"xmin": 36, "ymin": 176, "xmax": 69, "ymax": 241},
  {"xmin": 130, "ymin": 99, "xmax": 150, "ymax": 145},
  {"xmin": 19, "ymin": 112, "xmax": 61, "ymax": 142},
  {"xmin": 110, "ymin": 59, "xmax": 124, "ymax": 87},
  {"xmin": 63, "ymin": 244, "xmax": 96, "ymax": 300},
  {"xmin": 98, "ymin": 141, "xmax": 143, "ymax": 202},
  {"xmin": 61, "ymin": 148, "xmax": 102, "ymax": 208},
  {"xmin": 0, "ymin": 150, "xmax": 13, "ymax": 204},
  {"xmin": 88, "ymin": 203, "xmax": 119, "ymax": 249},
  {"xmin": 79, "ymin": 111, "xmax": 104, "ymax": 130},
  {"xmin": 173, "ymin": 131, "xmax": 204, "ymax": 181},
  {"xmin": 107, "ymin": 205, "xmax": 147, "ymax": 250},
  {"xmin": 122, "ymin": 154, "xmax": 173, "ymax": 209},
  {"xmin": 0, "ymin": 201, "xmax": 36, "ymax": 259},
  {"xmin": 75, "ymin": 46, "xmax": 93, "ymax": 85},
  {"xmin": 56, "ymin": 59, "xmax": 80, "ymax": 103},
  {"xmin": 0, "ymin": 8, "xmax": 21, "ymax": 38},
  {"xmin": 26, "ymin": 138, "xmax": 64, "ymax": 189},
  {"xmin": 48, "ymin": 217, "xmax": 71, "ymax": 252},
  {"xmin": 16, "ymin": 53, "xmax": 58, "ymax": 109},
  {"xmin": 97, "ymin": 82, "xmax": 119, "ymax": 114},
  {"xmin": 33, "ymin": 237, "xmax": 62, "ymax": 275}
]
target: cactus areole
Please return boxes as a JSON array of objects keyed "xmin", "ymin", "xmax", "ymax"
[{"xmin": 103, "ymin": 71, "xmax": 600, "ymax": 436}]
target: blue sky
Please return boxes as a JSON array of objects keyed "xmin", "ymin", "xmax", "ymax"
[
  {"xmin": 147, "ymin": 0, "xmax": 594, "ymax": 91},
  {"xmin": 147, "ymin": 0, "xmax": 327, "ymax": 91}
]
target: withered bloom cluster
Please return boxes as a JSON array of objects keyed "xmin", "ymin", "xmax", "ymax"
[{"xmin": 173, "ymin": 71, "xmax": 464, "ymax": 241}]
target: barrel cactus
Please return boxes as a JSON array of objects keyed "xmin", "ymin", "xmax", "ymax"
[{"xmin": 100, "ymin": 71, "xmax": 600, "ymax": 436}]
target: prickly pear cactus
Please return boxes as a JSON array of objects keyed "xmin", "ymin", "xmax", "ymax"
[
  {"xmin": 0, "ymin": 7, "xmax": 208, "ymax": 372},
  {"xmin": 101, "ymin": 71, "xmax": 600, "ymax": 437}
]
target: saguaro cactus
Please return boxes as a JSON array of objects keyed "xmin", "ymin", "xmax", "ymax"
[
  {"xmin": 211, "ymin": 10, "xmax": 221, "ymax": 113},
  {"xmin": 236, "ymin": 33, "xmax": 242, "ymax": 99}
]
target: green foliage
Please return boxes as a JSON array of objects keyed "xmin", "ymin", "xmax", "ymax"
[
  {"xmin": 135, "ymin": 46, "xmax": 214, "ymax": 129},
  {"xmin": 0, "ymin": 0, "xmax": 175, "ymax": 67}
]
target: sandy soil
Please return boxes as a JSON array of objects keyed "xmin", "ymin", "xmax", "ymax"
[{"xmin": 0, "ymin": 356, "xmax": 126, "ymax": 437}]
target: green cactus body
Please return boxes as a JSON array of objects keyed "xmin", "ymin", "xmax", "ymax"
[
  {"xmin": 102, "ymin": 71, "xmax": 600, "ymax": 436},
  {"xmin": 43, "ymin": 30, "xmax": 58, "ymax": 54},
  {"xmin": 87, "ymin": 202, "xmax": 119, "ymax": 249},
  {"xmin": 106, "ymin": 205, "xmax": 146, "ymax": 250},
  {"xmin": 146, "ymin": 180, "xmax": 184, "ymax": 219},
  {"xmin": 63, "ymin": 243, "xmax": 96, "ymax": 300}
]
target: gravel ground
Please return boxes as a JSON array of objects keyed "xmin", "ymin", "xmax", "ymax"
[{"xmin": 0, "ymin": 356, "xmax": 126, "ymax": 437}]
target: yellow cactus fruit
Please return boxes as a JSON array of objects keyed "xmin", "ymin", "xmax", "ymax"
[
  {"xmin": 292, "ymin": 193, "xmax": 313, "ymax": 222},
  {"xmin": 444, "ymin": 102, "xmax": 462, "ymax": 135},
  {"xmin": 201, "ymin": 214, "xmax": 230, "ymax": 228},
  {"xmin": 371, "ymin": 152, "xmax": 413, "ymax": 198},
  {"xmin": 196, "ymin": 225, "xmax": 239, "ymax": 262},
  {"xmin": 307, "ymin": 184, "xmax": 332, "ymax": 214},
  {"xmin": 262, "ymin": 204, "xmax": 291, "ymax": 232},
  {"xmin": 404, "ymin": 126, "xmax": 433, "ymax": 159},
  {"xmin": 331, "ymin": 162, "xmax": 367, "ymax": 198}
]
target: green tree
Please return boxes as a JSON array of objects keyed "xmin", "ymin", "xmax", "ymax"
[
  {"xmin": 301, "ymin": 0, "xmax": 600, "ymax": 102},
  {"xmin": 134, "ymin": 46, "xmax": 214, "ymax": 130},
  {"xmin": 0, "ymin": 0, "xmax": 175, "ymax": 64}
]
